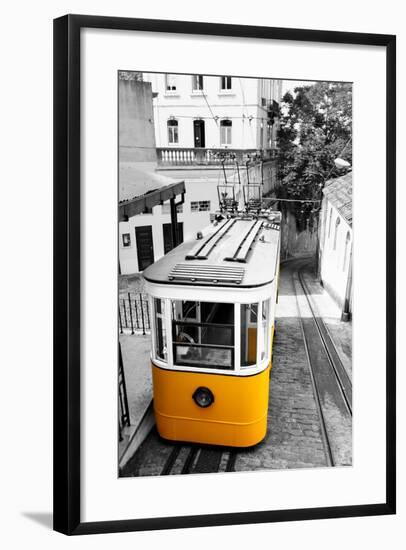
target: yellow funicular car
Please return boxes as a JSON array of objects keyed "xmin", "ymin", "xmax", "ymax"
[{"xmin": 143, "ymin": 208, "xmax": 281, "ymax": 448}]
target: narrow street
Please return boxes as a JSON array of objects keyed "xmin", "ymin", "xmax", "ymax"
[{"xmin": 121, "ymin": 258, "xmax": 352, "ymax": 476}]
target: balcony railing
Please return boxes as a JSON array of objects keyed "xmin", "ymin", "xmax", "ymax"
[{"xmin": 156, "ymin": 147, "xmax": 277, "ymax": 167}]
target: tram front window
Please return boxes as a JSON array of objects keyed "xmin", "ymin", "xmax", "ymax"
[{"xmin": 172, "ymin": 300, "xmax": 234, "ymax": 369}]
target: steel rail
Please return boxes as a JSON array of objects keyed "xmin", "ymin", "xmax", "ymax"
[
  {"xmin": 159, "ymin": 444, "xmax": 237, "ymax": 475},
  {"xmin": 293, "ymin": 273, "xmax": 334, "ymax": 467},
  {"xmin": 298, "ymin": 267, "xmax": 352, "ymax": 416},
  {"xmin": 292, "ymin": 263, "xmax": 353, "ymax": 467}
]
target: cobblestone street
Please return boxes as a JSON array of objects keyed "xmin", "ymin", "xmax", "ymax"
[{"xmin": 235, "ymin": 261, "xmax": 328, "ymax": 471}]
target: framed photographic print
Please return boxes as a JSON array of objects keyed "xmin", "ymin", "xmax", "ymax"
[{"xmin": 53, "ymin": 14, "xmax": 396, "ymax": 535}]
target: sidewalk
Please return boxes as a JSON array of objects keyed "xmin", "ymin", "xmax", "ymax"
[
  {"xmin": 302, "ymin": 267, "xmax": 352, "ymax": 379},
  {"xmin": 118, "ymin": 333, "xmax": 153, "ymax": 458}
]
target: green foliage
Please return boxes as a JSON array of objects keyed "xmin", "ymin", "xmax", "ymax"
[{"xmin": 277, "ymin": 82, "xmax": 352, "ymax": 222}]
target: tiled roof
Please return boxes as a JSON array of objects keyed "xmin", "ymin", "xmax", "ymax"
[{"xmin": 323, "ymin": 171, "xmax": 352, "ymax": 226}]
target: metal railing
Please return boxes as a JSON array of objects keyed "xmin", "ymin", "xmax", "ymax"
[
  {"xmin": 119, "ymin": 292, "xmax": 151, "ymax": 335},
  {"xmin": 156, "ymin": 147, "xmax": 276, "ymax": 167},
  {"xmin": 118, "ymin": 343, "xmax": 130, "ymax": 441}
]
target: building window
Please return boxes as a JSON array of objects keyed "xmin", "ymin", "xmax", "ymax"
[
  {"xmin": 165, "ymin": 74, "xmax": 177, "ymax": 91},
  {"xmin": 161, "ymin": 203, "xmax": 183, "ymax": 215},
  {"xmin": 122, "ymin": 233, "xmax": 131, "ymax": 247},
  {"xmin": 220, "ymin": 76, "xmax": 232, "ymax": 90},
  {"xmin": 192, "ymin": 75, "xmax": 204, "ymax": 91},
  {"xmin": 191, "ymin": 200, "xmax": 211, "ymax": 212},
  {"xmin": 333, "ymin": 217, "xmax": 341, "ymax": 250},
  {"xmin": 220, "ymin": 119, "xmax": 232, "ymax": 146},
  {"xmin": 172, "ymin": 300, "xmax": 235, "ymax": 370},
  {"xmin": 327, "ymin": 207, "xmax": 333, "ymax": 238},
  {"xmin": 167, "ymin": 119, "xmax": 179, "ymax": 144},
  {"xmin": 343, "ymin": 231, "xmax": 351, "ymax": 271}
]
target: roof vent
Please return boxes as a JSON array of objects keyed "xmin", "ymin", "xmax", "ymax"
[{"xmin": 168, "ymin": 264, "xmax": 244, "ymax": 285}]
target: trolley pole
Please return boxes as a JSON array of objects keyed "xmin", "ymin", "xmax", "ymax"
[
  {"xmin": 236, "ymin": 159, "xmax": 241, "ymax": 186},
  {"xmin": 221, "ymin": 159, "xmax": 228, "ymax": 185}
]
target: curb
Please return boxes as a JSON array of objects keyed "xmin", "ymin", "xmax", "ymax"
[{"xmin": 119, "ymin": 400, "xmax": 155, "ymax": 470}]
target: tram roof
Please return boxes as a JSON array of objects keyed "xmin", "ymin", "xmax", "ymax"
[{"xmin": 143, "ymin": 214, "xmax": 281, "ymax": 288}]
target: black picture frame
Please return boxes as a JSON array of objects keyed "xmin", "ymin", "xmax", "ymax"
[{"xmin": 53, "ymin": 14, "xmax": 396, "ymax": 535}]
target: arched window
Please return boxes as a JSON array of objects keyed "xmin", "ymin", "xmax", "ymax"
[
  {"xmin": 327, "ymin": 208, "xmax": 333, "ymax": 239},
  {"xmin": 220, "ymin": 119, "xmax": 232, "ymax": 146},
  {"xmin": 343, "ymin": 231, "xmax": 351, "ymax": 270},
  {"xmin": 333, "ymin": 217, "xmax": 340, "ymax": 250},
  {"xmin": 167, "ymin": 119, "xmax": 179, "ymax": 144}
]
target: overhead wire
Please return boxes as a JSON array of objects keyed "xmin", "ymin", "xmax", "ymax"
[{"xmin": 201, "ymin": 91, "xmax": 219, "ymax": 126}]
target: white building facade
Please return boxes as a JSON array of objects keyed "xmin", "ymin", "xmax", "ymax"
[
  {"xmin": 143, "ymin": 73, "xmax": 282, "ymax": 152},
  {"xmin": 319, "ymin": 172, "xmax": 353, "ymax": 316},
  {"xmin": 118, "ymin": 74, "xmax": 282, "ymax": 275},
  {"xmin": 119, "ymin": 177, "xmax": 219, "ymax": 274}
]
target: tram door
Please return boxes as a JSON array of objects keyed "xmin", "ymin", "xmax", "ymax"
[{"xmin": 135, "ymin": 226, "xmax": 154, "ymax": 271}]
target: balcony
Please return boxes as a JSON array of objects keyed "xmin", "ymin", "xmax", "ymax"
[{"xmin": 156, "ymin": 147, "xmax": 277, "ymax": 167}]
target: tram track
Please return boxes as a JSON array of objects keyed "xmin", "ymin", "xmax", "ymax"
[
  {"xmin": 293, "ymin": 262, "xmax": 352, "ymax": 467},
  {"xmin": 298, "ymin": 267, "xmax": 352, "ymax": 414},
  {"xmin": 120, "ymin": 424, "xmax": 240, "ymax": 477},
  {"xmin": 160, "ymin": 443, "xmax": 238, "ymax": 476}
]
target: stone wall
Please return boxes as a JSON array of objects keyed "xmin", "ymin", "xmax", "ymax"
[
  {"xmin": 279, "ymin": 206, "xmax": 318, "ymax": 260},
  {"xmin": 119, "ymin": 80, "xmax": 157, "ymax": 163}
]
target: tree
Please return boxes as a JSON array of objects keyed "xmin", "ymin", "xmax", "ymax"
[{"xmin": 277, "ymin": 82, "xmax": 352, "ymax": 226}]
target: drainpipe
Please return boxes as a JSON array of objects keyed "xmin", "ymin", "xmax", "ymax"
[
  {"xmin": 341, "ymin": 248, "xmax": 352, "ymax": 321},
  {"xmin": 170, "ymin": 197, "xmax": 178, "ymax": 248}
]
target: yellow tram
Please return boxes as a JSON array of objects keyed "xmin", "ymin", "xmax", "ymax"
[{"xmin": 143, "ymin": 210, "xmax": 281, "ymax": 447}]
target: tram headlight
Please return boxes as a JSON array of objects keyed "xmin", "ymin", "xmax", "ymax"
[{"xmin": 192, "ymin": 387, "xmax": 214, "ymax": 408}]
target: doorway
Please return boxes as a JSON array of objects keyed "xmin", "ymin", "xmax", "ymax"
[
  {"xmin": 163, "ymin": 222, "xmax": 184, "ymax": 254},
  {"xmin": 135, "ymin": 226, "xmax": 154, "ymax": 271},
  {"xmin": 193, "ymin": 120, "xmax": 205, "ymax": 148}
]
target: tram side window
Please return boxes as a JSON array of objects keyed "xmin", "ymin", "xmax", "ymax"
[
  {"xmin": 154, "ymin": 298, "xmax": 167, "ymax": 362},
  {"xmin": 260, "ymin": 299, "xmax": 270, "ymax": 361},
  {"xmin": 172, "ymin": 300, "xmax": 235, "ymax": 369},
  {"xmin": 240, "ymin": 303, "xmax": 258, "ymax": 367}
]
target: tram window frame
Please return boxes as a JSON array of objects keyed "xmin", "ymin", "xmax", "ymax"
[
  {"xmin": 171, "ymin": 300, "xmax": 235, "ymax": 370},
  {"xmin": 154, "ymin": 298, "xmax": 168, "ymax": 362},
  {"xmin": 260, "ymin": 299, "xmax": 271, "ymax": 362},
  {"xmin": 240, "ymin": 303, "xmax": 259, "ymax": 368}
]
